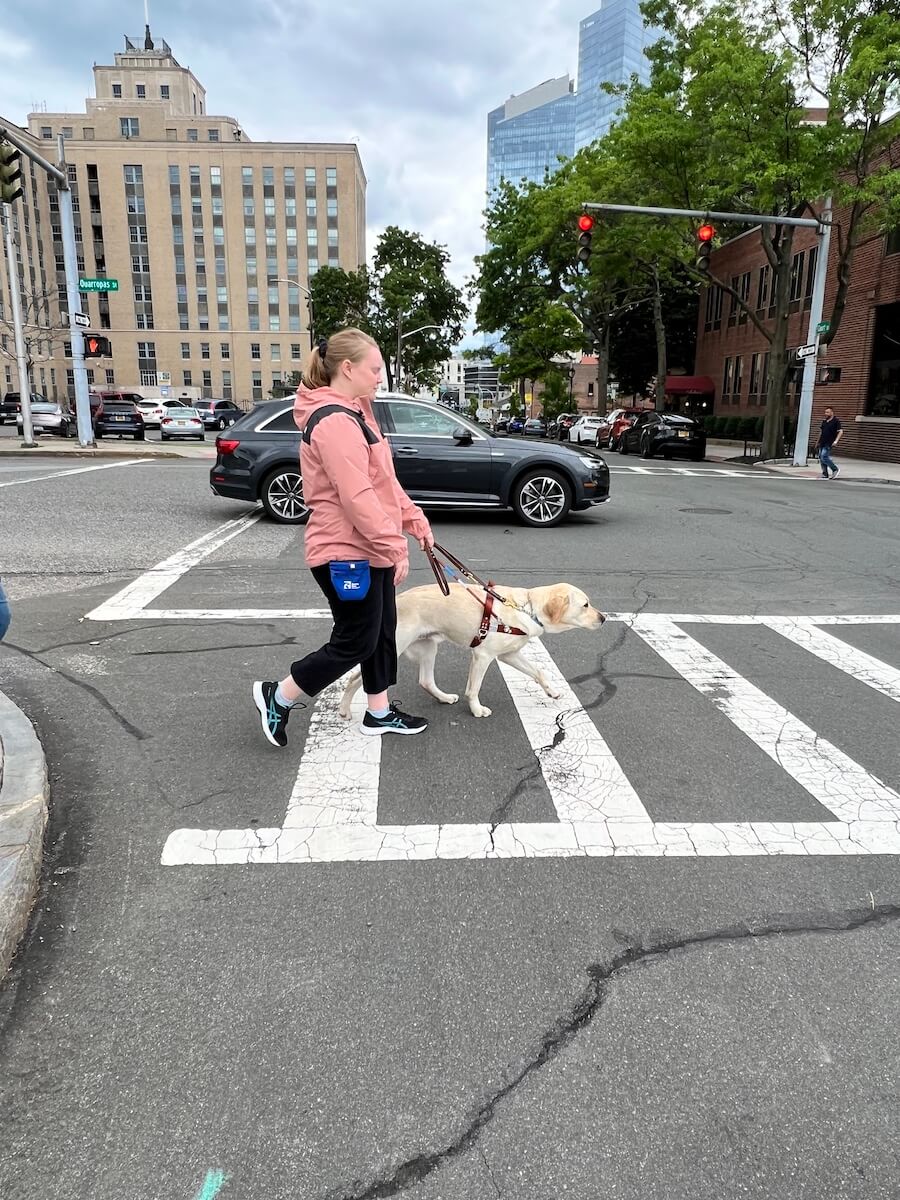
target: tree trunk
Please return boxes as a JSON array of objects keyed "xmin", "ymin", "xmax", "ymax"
[
  {"xmin": 595, "ymin": 325, "xmax": 610, "ymax": 412},
  {"xmin": 652, "ymin": 262, "xmax": 667, "ymax": 411},
  {"xmin": 761, "ymin": 228, "xmax": 794, "ymax": 461}
]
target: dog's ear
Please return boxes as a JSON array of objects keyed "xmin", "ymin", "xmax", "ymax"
[{"xmin": 543, "ymin": 586, "xmax": 570, "ymax": 627}]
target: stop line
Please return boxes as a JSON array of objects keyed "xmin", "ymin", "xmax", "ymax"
[{"xmin": 161, "ymin": 614, "xmax": 900, "ymax": 865}]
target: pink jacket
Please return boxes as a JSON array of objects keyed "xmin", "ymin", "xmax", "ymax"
[{"xmin": 293, "ymin": 384, "xmax": 430, "ymax": 569}]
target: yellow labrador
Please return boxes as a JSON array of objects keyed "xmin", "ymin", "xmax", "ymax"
[{"xmin": 339, "ymin": 581, "xmax": 606, "ymax": 719}]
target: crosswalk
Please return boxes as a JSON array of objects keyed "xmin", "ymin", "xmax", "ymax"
[{"xmin": 161, "ymin": 613, "xmax": 900, "ymax": 865}]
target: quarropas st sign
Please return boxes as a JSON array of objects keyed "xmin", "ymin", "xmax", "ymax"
[{"xmin": 78, "ymin": 277, "xmax": 119, "ymax": 292}]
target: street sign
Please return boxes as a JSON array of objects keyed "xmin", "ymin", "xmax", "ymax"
[
  {"xmin": 78, "ymin": 277, "xmax": 119, "ymax": 292},
  {"xmin": 160, "ymin": 386, "xmax": 170, "ymax": 397},
  {"xmin": 797, "ymin": 343, "xmax": 818, "ymax": 360},
  {"xmin": 158, "ymin": 370, "xmax": 172, "ymax": 385},
  {"xmin": 73, "ymin": 312, "xmax": 90, "ymax": 328},
  {"xmin": 816, "ymin": 320, "xmax": 831, "ymax": 335}
]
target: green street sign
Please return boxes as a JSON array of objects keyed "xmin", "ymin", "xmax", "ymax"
[
  {"xmin": 816, "ymin": 320, "xmax": 830, "ymax": 334},
  {"xmin": 79, "ymin": 277, "xmax": 119, "ymax": 292}
]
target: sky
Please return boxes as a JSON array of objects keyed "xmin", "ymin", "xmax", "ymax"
[{"xmin": 0, "ymin": 0, "xmax": 602, "ymax": 343}]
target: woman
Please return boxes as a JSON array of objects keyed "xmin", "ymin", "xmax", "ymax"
[{"xmin": 253, "ymin": 327, "xmax": 434, "ymax": 748}]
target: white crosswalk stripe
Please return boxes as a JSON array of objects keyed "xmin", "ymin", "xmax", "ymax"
[{"xmin": 162, "ymin": 614, "xmax": 900, "ymax": 865}]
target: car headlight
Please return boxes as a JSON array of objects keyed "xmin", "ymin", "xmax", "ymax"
[{"xmin": 577, "ymin": 454, "xmax": 602, "ymax": 468}]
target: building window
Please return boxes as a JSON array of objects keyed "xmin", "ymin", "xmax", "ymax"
[
  {"xmin": 271, "ymin": 343, "xmax": 281, "ymax": 361},
  {"xmin": 41, "ymin": 126, "xmax": 53, "ymax": 139},
  {"xmin": 789, "ymin": 250, "xmax": 805, "ymax": 305},
  {"xmin": 220, "ymin": 342, "xmax": 230, "ymax": 359},
  {"xmin": 756, "ymin": 265, "xmax": 770, "ymax": 311},
  {"xmin": 137, "ymin": 341, "xmax": 157, "ymax": 359},
  {"xmin": 160, "ymin": 85, "xmax": 170, "ymax": 100},
  {"xmin": 291, "ymin": 343, "xmax": 302, "ymax": 361},
  {"xmin": 136, "ymin": 84, "xmax": 146, "ymax": 99},
  {"xmin": 112, "ymin": 83, "xmax": 122, "ymax": 98},
  {"xmin": 886, "ymin": 228, "xmax": 900, "ymax": 257},
  {"xmin": 187, "ymin": 128, "xmax": 198, "ymax": 142},
  {"xmin": 208, "ymin": 129, "xmax": 219, "ymax": 142},
  {"xmin": 120, "ymin": 117, "xmax": 140, "ymax": 138},
  {"xmin": 183, "ymin": 370, "xmax": 193, "ymax": 387},
  {"xmin": 133, "ymin": 284, "xmax": 152, "ymax": 302},
  {"xmin": 181, "ymin": 342, "xmax": 190, "ymax": 359},
  {"xmin": 722, "ymin": 357, "xmax": 733, "ymax": 405},
  {"xmin": 748, "ymin": 352, "xmax": 763, "ymax": 405},
  {"xmin": 732, "ymin": 355, "xmax": 744, "ymax": 402},
  {"xmin": 106, "ymin": 369, "xmax": 115, "ymax": 386},
  {"xmin": 326, "ymin": 167, "xmax": 337, "ymax": 186},
  {"xmin": 251, "ymin": 370, "xmax": 262, "ymax": 400},
  {"xmin": 210, "ymin": 166, "xmax": 222, "ymax": 187},
  {"xmin": 202, "ymin": 369, "xmax": 212, "ymax": 396},
  {"xmin": 222, "ymin": 369, "xmax": 232, "ymax": 400},
  {"xmin": 284, "ymin": 166, "xmax": 295, "ymax": 187},
  {"xmin": 166, "ymin": 128, "xmax": 177, "ymax": 141},
  {"xmin": 124, "ymin": 164, "xmax": 143, "ymax": 184},
  {"xmin": 201, "ymin": 342, "xmax": 210, "ymax": 359},
  {"xmin": 251, "ymin": 342, "xmax": 261, "ymax": 360},
  {"xmin": 305, "ymin": 167, "xmax": 316, "ymax": 187},
  {"xmin": 804, "ymin": 245, "xmax": 818, "ymax": 307},
  {"xmin": 83, "ymin": 127, "xmax": 95, "ymax": 140},
  {"xmin": 61, "ymin": 127, "xmax": 73, "ymax": 139},
  {"xmin": 129, "ymin": 225, "xmax": 148, "ymax": 243}
]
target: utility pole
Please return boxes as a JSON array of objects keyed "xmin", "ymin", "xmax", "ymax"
[
  {"xmin": 1, "ymin": 203, "xmax": 36, "ymax": 446},
  {"xmin": 793, "ymin": 195, "xmax": 833, "ymax": 467},
  {"xmin": 395, "ymin": 313, "xmax": 403, "ymax": 393}
]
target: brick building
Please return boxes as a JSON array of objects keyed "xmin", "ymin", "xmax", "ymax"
[{"xmin": 693, "ymin": 191, "xmax": 900, "ymax": 462}]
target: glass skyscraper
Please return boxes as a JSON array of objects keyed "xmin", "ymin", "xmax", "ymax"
[
  {"xmin": 486, "ymin": 75, "xmax": 575, "ymax": 197},
  {"xmin": 485, "ymin": 0, "xmax": 660, "ymax": 196},
  {"xmin": 574, "ymin": 0, "xmax": 662, "ymax": 151}
]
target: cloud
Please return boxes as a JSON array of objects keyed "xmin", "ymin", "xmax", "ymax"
[{"xmin": 0, "ymin": 0, "xmax": 596, "ymax": 336}]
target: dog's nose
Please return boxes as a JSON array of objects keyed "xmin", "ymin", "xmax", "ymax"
[{"xmin": 597, "ymin": 610, "xmax": 607, "ymax": 625}]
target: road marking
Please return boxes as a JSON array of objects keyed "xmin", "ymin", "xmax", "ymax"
[
  {"xmin": 0, "ymin": 458, "xmax": 148, "ymax": 488},
  {"xmin": 193, "ymin": 1170, "xmax": 229, "ymax": 1200},
  {"xmin": 161, "ymin": 622, "xmax": 900, "ymax": 864},
  {"xmin": 630, "ymin": 616, "xmax": 900, "ymax": 828},
  {"xmin": 86, "ymin": 512, "xmax": 261, "ymax": 621},
  {"xmin": 764, "ymin": 617, "xmax": 900, "ymax": 706}
]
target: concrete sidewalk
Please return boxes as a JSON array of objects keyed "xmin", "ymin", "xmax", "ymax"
[
  {"xmin": 705, "ymin": 440, "xmax": 900, "ymax": 486},
  {"xmin": 0, "ymin": 436, "xmax": 213, "ymax": 460},
  {"xmin": 0, "ymin": 687, "xmax": 48, "ymax": 977}
]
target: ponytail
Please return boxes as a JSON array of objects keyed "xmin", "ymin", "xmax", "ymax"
[{"xmin": 302, "ymin": 327, "xmax": 378, "ymax": 389}]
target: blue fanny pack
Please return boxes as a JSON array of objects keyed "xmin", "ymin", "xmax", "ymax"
[{"xmin": 329, "ymin": 560, "xmax": 371, "ymax": 601}]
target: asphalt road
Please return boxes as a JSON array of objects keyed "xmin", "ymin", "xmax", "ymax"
[{"xmin": 1, "ymin": 455, "xmax": 899, "ymax": 1200}]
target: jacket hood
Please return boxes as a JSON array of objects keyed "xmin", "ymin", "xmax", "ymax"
[{"xmin": 293, "ymin": 384, "xmax": 371, "ymax": 431}]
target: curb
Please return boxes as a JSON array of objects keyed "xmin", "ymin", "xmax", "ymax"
[
  {"xmin": 0, "ymin": 688, "xmax": 49, "ymax": 978},
  {"xmin": 0, "ymin": 445, "xmax": 208, "ymax": 461}
]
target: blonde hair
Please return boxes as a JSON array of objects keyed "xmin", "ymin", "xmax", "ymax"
[{"xmin": 303, "ymin": 327, "xmax": 378, "ymax": 388}]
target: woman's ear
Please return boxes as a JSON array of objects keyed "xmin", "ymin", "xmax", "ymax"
[{"xmin": 543, "ymin": 586, "xmax": 570, "ymax": 626}]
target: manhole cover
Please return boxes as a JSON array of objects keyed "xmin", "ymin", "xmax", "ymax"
[{"xmin": 679, "ymin": 507, "xmax": 733, "ymax": 515}]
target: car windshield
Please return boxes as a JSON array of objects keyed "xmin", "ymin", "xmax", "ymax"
[
  {"xmin": 194, "ymin": 401, "xmax": 213, "ymax": 410},
  {"xmin": 103, "ymin": 402, "xmax": 135, "ymax": 411},
  {"xmin": 175, "ymin": 408, "xmax": 199, "ymax": 417},
  {"xmin": 30, "ymin": 402, "xmax": 58, "ymax": 413},
  {"xmin": 662, "ymin": 415, "xmax": 695, "ymax": 426},
  {"xmin": 137, "ymin": 401, "xmax": 158, "ymax": 408}
]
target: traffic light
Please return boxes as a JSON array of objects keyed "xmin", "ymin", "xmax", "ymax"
[
  {"xmin": 0, "ymin": 137, "xmax": 24, "ymax": 205},
  {"xmin": 577, "ymin": 214, "xmax": 594, "ymax": 268},
  {"xmin": 695, "ymin": 223, "xmax": 715, "ymax": 273},
  {"xmin": 83, "ymin": 335, "xmax": 112, "ymax": 358}
]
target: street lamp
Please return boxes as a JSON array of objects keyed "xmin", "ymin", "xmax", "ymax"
[
  {"xmin": 274, "ymin": 277, "xmax": 315, "ymax": 350},
  {"xmin": 396, "ymin": 322, "xmax": 441, "ymax": 392}
]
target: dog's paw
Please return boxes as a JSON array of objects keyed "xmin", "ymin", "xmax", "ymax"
[
  {"xmin": 438, "ymin": 693, "xmax": 459, "ymax": 705},
  {"xmin": 338, "ymin": 705, "xmax": 352, "ymax": 720},
  {"xmin": 470, "ymin": 703, "xmax": 492, "ymax": 718},
  {"xmin": 546, "ymin": 686, "xmax": 562, "ymax": 700}
]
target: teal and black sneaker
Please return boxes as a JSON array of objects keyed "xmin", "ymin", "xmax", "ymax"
[
  {"xmin": 361, "ymin": 703, "xmax": 428, "ymax": 737},
  {"xmin": 252, "ymin": 680, "xmax": 296, "ymax": 748}
]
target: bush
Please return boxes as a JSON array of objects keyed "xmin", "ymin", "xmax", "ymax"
[{"xmin": 723, "ymin": 416, "xmax": 742, "ymax": 438}]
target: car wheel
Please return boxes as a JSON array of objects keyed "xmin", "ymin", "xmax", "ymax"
[
  {"xmin": 160, "ymin": 433, "xmax": 168, "ymax": 441},
  {"xmin": 261, "ymin": 466, "xmax": 309, "ymax": 524},
  {"xmin": 511, "ymin": 469, "xmax": 572, "ymax": 528},
  {"xmin": 619, "ymin": 435, "xmax": 629, "ymax": 455},
  {"xmin": 640, "ymin": 437, "xmax": 654, "ymax": 459},
  {"xmin": 135, "ymin": 431, "xmax": 145, "ymax": 441},
  {"xmin": 95, "ymin": 429, "xmax": 103, "ymax": 439},
  {"xmin": 691, "ymin": 449, "xmax": 705, "ymax": 462},
  {"xmin": 663, "ymin": 449, "xmax": 671, "ymax": 460}
]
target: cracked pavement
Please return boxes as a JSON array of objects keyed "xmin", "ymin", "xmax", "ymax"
[{"xmin": 1, "ymin": 457, "xmax": 900, "ymax": 1199}]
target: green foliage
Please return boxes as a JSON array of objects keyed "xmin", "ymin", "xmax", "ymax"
[
  {"xmin": 270, "ymin": 370, "xmax": 302, "ymax": 399},
  {"xmin": 540, "ymin": 369, "xmax": 570, "ymax": 422}
]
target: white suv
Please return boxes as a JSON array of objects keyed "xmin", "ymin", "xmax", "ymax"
[
  {"xmin": 568, "ymin": 415, "xmax": 605, "ymax": 444},
  {"xmin": 136, "ymin": 398, "xmax": 190, "ymax": 428}
]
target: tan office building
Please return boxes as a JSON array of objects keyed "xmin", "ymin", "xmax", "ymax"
[{"xmin": 1, "ymin": 30, "xmax": 366, "ymax": 405}]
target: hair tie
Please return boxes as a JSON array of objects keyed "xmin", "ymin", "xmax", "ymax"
[{"xmin": 317, "ymin": 337, "xmax": 328, "ymax": 359}]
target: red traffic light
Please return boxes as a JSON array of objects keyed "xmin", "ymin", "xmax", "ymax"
[
  {"xmin": 578, "ymin": 214, "xmax": 595, "ymax": 232},
  {"xmin": 697, "ymin": 223, "xmax": 715, "ymax": 242},
  {"xmin": 87, "ymin": 337, "xmax": 100, "ymax": 354}
]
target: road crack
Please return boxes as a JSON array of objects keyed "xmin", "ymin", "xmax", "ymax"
[{"xmin": 322, "ymin": 903, "xmax": 900, "ymax": 1200}]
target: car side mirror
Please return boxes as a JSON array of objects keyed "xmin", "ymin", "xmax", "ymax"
[{"xmin": 452, "ymin": 427, "xmax": 473, "ymax": 445}]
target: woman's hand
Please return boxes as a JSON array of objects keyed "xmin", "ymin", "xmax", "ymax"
[
  {"xmin": 418, "ymin": 531, "xmax": 435, "ymax": 551},
  {"xmin": 394, "ymin": 557, "xmax": 409, "ymax": 586}
]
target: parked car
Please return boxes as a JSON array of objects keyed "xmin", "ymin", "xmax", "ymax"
[
  {"xmin": 507, "ymin": 416, "xmax": 525, "ymax": 434},
  {"xmin": 194, "ymin": 398, "xmax": 244, "ymax": 431},
  {"xmin": 137, "ymin": 398, "xmax": 191, "ymax": 428},
  {"xmin": 556, "ymin": 413, "xmax": 578, "ymax": 441},
  {"xmin": 93, "ymin": 395, "xmax": 145, "ymax": 440},
  {"xmin": 209, "ymin": 394, "xmax": 611, "ymax": 529},
  {"xmin": 1, "ymin": 391, "xmax": 47, "ymax": 424},
  {"xmin": 620, "ymin": 410, "xmax": 706, "ymax": 460},
  {"xmin": 523, "ymin": 418, "xmax": 547, "ymax": 437},
  {"xmin": 16, "ymin": 400, "xmax": 74, "ymax": 437},
  {"xmin": 161, "ymin": 406, "xmax": 205, "ymax": 441},
  {"xmin": 494, "ymin": 417, "xmax": 510, "ymax": 432},
  {"xmin": 601, "ymin": 407, "xmax": 646, "ymax": 450},
  {"xmin": 569, "ymin": 415, "xmax": 605, "ymax": 445}
]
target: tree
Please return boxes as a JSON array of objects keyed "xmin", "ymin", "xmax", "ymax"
[
  {"xmin": 306, "ymin": 228, "xmax": 468, "ymax": 391},
  {"xmin": 610, "ymin": 0, "xmax": 900, "ymax": 457},
  {"xmin": 0, "ymin": 286, "xmax": 69, "ymax": 398},
  {"xmin": 270, "ymin": 370, "xmax": 302, "ymax": 398}
]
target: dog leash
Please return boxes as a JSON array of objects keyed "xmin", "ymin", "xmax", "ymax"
[{"xmin": 424, "ymin": 542, "xmax": 543, "ymax": 630}]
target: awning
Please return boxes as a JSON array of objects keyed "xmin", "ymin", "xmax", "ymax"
[{"xmin": 665, "ymin": 375, "xmax": 715, "ymax": 394}]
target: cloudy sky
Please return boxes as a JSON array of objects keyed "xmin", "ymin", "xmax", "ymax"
[{"xmin": 0, "ymin": 0, "xmax": 598, "ymax": 335}]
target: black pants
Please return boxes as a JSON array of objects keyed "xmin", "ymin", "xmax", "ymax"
[{"xmin": 290, "ymin": 564, "xmax": 398, "ymax": 697}]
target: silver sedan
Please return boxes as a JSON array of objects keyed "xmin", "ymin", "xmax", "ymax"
[
  {"xmin": 17, "ymin": 401, "xmax": 74, "ymax": 437},
  {"xmin": 160, "ymin": 407, "xmax": 205, "ymax": 441}
]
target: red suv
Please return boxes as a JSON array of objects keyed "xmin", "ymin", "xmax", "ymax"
[{"xmin": 597, "ymin": 407, "xmax": 646, "ymax": 450}]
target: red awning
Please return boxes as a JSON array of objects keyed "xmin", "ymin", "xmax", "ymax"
[{"xmin": 665, "ymin": 375, "xmax": 715, "ymax": 394}]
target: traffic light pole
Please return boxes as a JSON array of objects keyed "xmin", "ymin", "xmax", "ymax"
[
  {"xmin": 1, "ymin": 202, "xmax": 36, "ymax": 446},
  {"xmin": 582, "ymin": 200, "xmax": 831, "ymax": 465},
  {"xmin": 57, "ymin": 136, "xmax": 93, "ymax": 447},
  {"xmin": 0, "ymin": 125, "xmax": 94, "ymax": 446}
]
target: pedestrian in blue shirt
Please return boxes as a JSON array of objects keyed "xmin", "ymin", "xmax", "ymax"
[
  {"xmin": 815, "ymin": 407, "xmax": 843, "ymax": 479},
  {"xmin": 0, "ymin": 578, "xmax": 10, "ymax": 641}
]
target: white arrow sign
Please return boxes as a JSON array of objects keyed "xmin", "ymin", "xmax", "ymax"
[
  {"xmin": 797, "ymin": 342, "xmax": 818, "ymax": 360},
  {"xmin": 73, "ymin": 312, "xmax": 91, "ymax": 329}
]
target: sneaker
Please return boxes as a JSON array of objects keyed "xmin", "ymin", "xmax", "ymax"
[
  {"xmin": 253, "ymin": 680, "xmax": 295, "ymax": 748},
  {"xmin": 831, "ymin": 465, "xmax": 840, "ymax": 478},
  {"xmin": 361, "ymin": 703, "xmax": 429, "ymax": 736}
]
